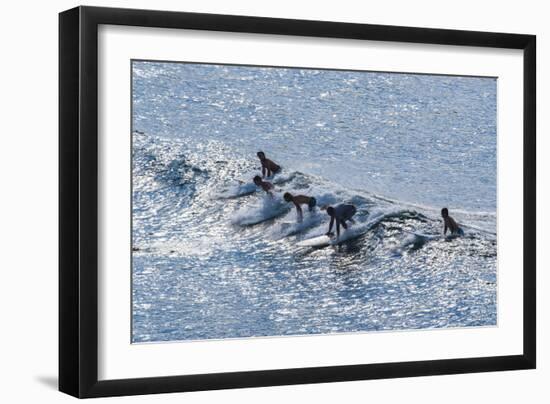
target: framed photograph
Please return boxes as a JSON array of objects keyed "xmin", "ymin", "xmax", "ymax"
[{"xmin": 59, "ymin": 6, "xmax": 536, "ymax": 398}]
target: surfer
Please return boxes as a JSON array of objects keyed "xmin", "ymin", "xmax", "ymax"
[
  {"xmin": 325, "ymin": 204, "xmax": 357, "ymax": 239},
  {"xmin": 283, "ymin": 192, "xmax": 317, "ymax": 222},
  {"xmin": 257, "ymin": 151, "xmax": 281, "ymax": 177},
  {"xmin": 441, "ymin": 208, "xmax": 464, "ymax": 236},
  {"xmin": 253, "ymin": 175, "xmax": 274, "ymax": 196}
]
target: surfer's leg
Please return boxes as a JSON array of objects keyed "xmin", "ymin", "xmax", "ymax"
[{"xmin": 340, "ymin": 207, "xmax": 355, "ymax": 227}]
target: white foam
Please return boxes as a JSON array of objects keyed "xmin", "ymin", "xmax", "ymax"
[
  {"xmin": 231, "ymin": 194, "xmax": 290, "ymax": 226},
  {"xmin": 211, "ymin": 181, "xmax": 257, "ymax": 199},
  {"xmin": 269, "ymin": 210, "xmax": 324, "ymax": 239}
]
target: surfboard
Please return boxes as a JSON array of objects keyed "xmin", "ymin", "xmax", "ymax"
[
  {"xmin": 298, "ymin": 225, "xmax": 368, "ymax": 247},
  {"xmin": 329, "ymin": 226, "xmax": 369, "ymax": 245},
  {"xmin": 296, "ymin": 234, "xmax": 333, "ymax": 247}
]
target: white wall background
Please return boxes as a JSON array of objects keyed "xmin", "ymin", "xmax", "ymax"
[{"xmin": 0, "ymin": 0, "xmax": 546, "ymax": 402}]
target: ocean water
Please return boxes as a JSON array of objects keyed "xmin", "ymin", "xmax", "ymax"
[{"xmin": 132, "ymin": 61, "xmax": 497, "ymax": 343}]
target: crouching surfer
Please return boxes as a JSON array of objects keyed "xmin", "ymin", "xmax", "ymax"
[
  {"xmin": 253, "ymin": 175, "xmax": 274, "ymax": 197},
  {"xmin": 325, "ymin": 204, "xmax": 357, "ymax": 240},
  {"xmin": 441, "ymin": 207, "xmax": 464, "ymax": 236},
  {"xmin": 283, "ymin": 192, "xmax": 316, "ymax": 223},
  {"xmin": 257, "ymin": 151, "xmax": 281, "ymax": 178}
]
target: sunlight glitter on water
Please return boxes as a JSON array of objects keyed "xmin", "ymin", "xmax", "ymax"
[{"xmin": 131, "ymin": 62, "xmax": 497, "ymax": 343}]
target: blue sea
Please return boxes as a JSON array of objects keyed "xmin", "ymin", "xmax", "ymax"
[{"xmin": 131, "ymin": 61, "xmax": 497, "ymax": 343}]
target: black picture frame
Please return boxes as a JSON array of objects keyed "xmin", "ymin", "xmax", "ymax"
[{"xmin": 59, "ymin": 6, "xmax": 536, "ymax": 398}]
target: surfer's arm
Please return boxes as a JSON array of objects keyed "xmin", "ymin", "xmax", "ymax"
[
  {"xmin": 261, "ymin": 165, "xmax": 266, "ymax": 177},
  {"xmin": 326, "ymin": 216, "xmax": 335, "ymax": 235},
  {"xmin": 443, "ymin": 222, "xmax": 448, "ymax": 235},
  {"xmin": 264, "ymin": 185, "xmax": 274, "ymax": 196},
  {"xmin": 336, "ymin": 220, "xmax": 341, "ymax": 239}
]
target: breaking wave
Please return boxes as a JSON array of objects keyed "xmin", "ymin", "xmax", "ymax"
[{"xmin": 132, "ymin": 131, "xmax": 497, "ymax": 342}]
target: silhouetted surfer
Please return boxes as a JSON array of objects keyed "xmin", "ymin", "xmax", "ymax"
[
  {"xmin": 283, "ymin": 192, "xmax": 316, "ymax": 222},
  {"xmin": 257, "ymin": 151, "xmax": 281, "ymax": 177},
  {"xmin": 441, "ymin": 208, "xmax": 464, "ymax": 236},
  {"xmin": 325, "ymin": 204, "xmax": 356, "ymax": 239},
  {"xmin": 253, "ymin": 175, "xmax": 274, "ymax": 196}
]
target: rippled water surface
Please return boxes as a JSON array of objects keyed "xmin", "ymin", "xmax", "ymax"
[{"xmin": 132, "ymin": 61, "xmax": 497, "ymax": 343}]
